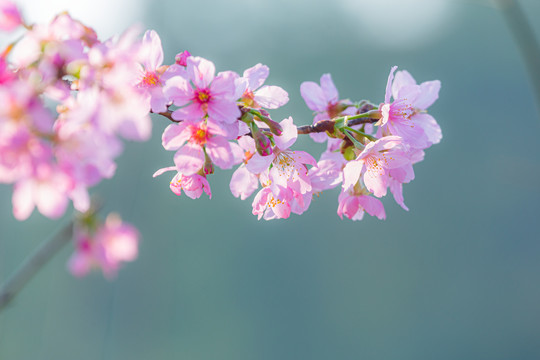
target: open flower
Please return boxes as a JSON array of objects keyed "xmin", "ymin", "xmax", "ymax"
[
  {"xmin": 237, "ymin": 63, "xmax": 288, "ymax": 109},
  {"xmin": 164, "ymin": 56, "xmax": 240, "ymax": 124},
  {"xmin": 377, "ymin": 66, "xmax": 441, "ymax": 149}
]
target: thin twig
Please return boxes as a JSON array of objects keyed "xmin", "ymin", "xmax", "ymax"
[
  {"xmin": 154, "ymin": 103, "xmax": 379, "ymax": 135},
  {"xmin": 297, "ymin": 117, "xmax": 379, "ymax": 135},
  {"xmin": 0, "ymin": 222, "xmax": 73, "ymax": 312}
]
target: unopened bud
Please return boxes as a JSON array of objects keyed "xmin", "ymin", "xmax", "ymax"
[
  {"xmin": 204, "ymin": 159, "xmax": 214, "ymax": 175},
  {"xmin": 260, "ymin": 118, "xmax": 282, "ymax": 136},
  {"xmin": 175, "ymin": 51, "xmax": 191, "ymax": 66},
  {"xmin": 254, "ymin": 132, "xmax": 272, "ymax": 156},
  {"xmin": 250, "ymin": 125, "xmax": 271, "ymax": 157},
  {"xmin": 203, "ymin": 150, "xmax": 214, "ymax": 174}
]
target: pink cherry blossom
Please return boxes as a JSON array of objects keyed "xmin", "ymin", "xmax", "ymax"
[
  {"xmin": 237, "ymin": 63, "xmax": 289, "ymax": 109},
  {"xmin": 337, "ymin": 189, "xmax": 386, "ymax": 221},
  {"xmin": 300, "ymin": 73, "xmax": 355, "ymax": 142},
  {"xmin": 69, "ymin": 214, "xmax": 139, "ymax": 278},
  {"xmin": 230, "ymin": 136, "xmax": 259, "ymax": 200},
  {"xmin": 245, "ymin": 117, "xmax": 317, "ymax": 197},
  {"xmin": 175, "ymin": 50, "xmax": 191, "ymax": 66},
  {"xmin": 309, "ymin": 151, "xmax": 347, "ymax": 192},
  {"xmin": 136, "ymin": 30, "xmax": 181, "ymax": 113},
  {"xmin": 342, "ymin": 136, "xmax": 410, "ymax": 198},
  {"xmin": 153, "ymin": 166, "xmax": 212, "ymax": 199},
  {"xmin": 377, "ymin": 66, "xmax": 441, "ymax": 149},
  {"xmin": 162, "ymin": 120, "xmax": 242, "ymax": 176},
  {"xmin": 251, "ymin": 184, "xmax": 312, "ymax": 220},
  {"xmin": 12, "ymin": 164, "xmax": 71, "ymax": 220},
  {"xmin": 163, "ymin": 56, "xmax": 240, "ymax": 124}
]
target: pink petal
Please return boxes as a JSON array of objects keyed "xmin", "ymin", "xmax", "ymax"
[
  {"xmin": 141, "ymin": 30, "xmax": 163, "ymax": 71},
  {"xmin": 388, "ymin": 120, "xmax": 429, "ymax": 149},
  {"xmin": 173, "ymin": 143, "xmax": 205, "ymax": 175},
  {"xmin": 211, "ymin": 71, "xmax": 238, "ymax": 96},
  {"xmin": 273, "ymin": 117, "xmax": 297, "ymax": 150},
  {"xmin": 153, "ymin": 166, "xmax": 177, "ymax": 177},
  {"xmin": 384, "ymin": 66, "xmax": 398, "ymax": 104},
  {"xmin": 413, "ymin": 113, "xmax": 442, "ymax": 145},
  {"xmin": 12, "ymin": 180, "xmax": 35, "ymax": 220},
  {"xmin": 36, "ymin": 182, "xmax": 68, "ymax": 219},
  {"xmin": 150, "ymin": 91, "xmax": 169, "ymax": 114},
  {"xmin": 363, "ymin": 169, "xmax": 387, "ymax": 198},
  {"xmin": 243, "ymin": 63, "xmax": 269, "ymax": 91},
  {"xmin": 162, "ymin": 122, "xmax": 190, "ymax": 150},
  {"xmin": 291, "ymin": 150, "xmax": 317, "ymax": 167},
  {"xmin": 391, "ymin": 70, "xmax": 416, "ymax": 100},
  {"xmin": 206, "ymin": 137, "xmax": 235, "ymax": 169},
  {"xmin": 70, "ymin": 186, "xmax": 90, "ymax": 213},
  {"xmin": 415, "ymin": 80, "xmax": 441, "ymax": 110},
  {"xmin": 254, "ymin": 85, "xmax": 289, "ymax": 109},
  {"xmin": 230, "ymin": 166, "xmax": 259, "ymax": 200},
  {"xmin": 246, "ymin": 152, "xmax": 274, "ymax": 174},
  {"xmin": 207, "ymin": 117, "xmax": 239, "ymax": 139},
  {"xmin": 171, "ymin": 102, "xmax": 206, "ymax": 122},
  {"xmin": 342, "ymin": 160, "xmax": 363, "ymax": 191},
  {"xmin": 300, "ymin": 81, "xmax": 327, "ymax": 112},
  {"xmin": 237, "ymin": 135, "xmax": 256, "ymax": 153},
  {"xmin": 163, "ymin": 76, "xmax": 192, "ymax": 106},
  {"xmin": 320, "ymin": 74, "xmax": 338, "ymax": 103},
  {"xmin": 389, "ymin": 178, "xmax": 409, "ymax": 211},
  {"xmin": 207, "ymin": 99, "xmax": 241, "ymax": 124},
  {"xmin": 358, "ymin": 195, "xmax": 386, "ymax": 219},
  {"xmin": 188, "ymin": 57, "xmax": 215, "ymax": 88}
]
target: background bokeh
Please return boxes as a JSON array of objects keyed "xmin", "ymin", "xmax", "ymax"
[{"xmin": 1, "ymin": 0, "xmax": 540, "ymax": 359}]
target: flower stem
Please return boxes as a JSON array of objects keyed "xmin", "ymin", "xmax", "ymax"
[{"xmin": 0, "ymin": 222, "xmax": 73, "ymax": 313}]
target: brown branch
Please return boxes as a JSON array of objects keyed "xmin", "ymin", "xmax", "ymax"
[
  {"xmin": 154, "ymin": 103, "xmax": 379, "ymax": 136},
  {"xmin": 153, "ymin": 110, "xmax": 180, "ymax": 123},
  {"xmin": 297, "ymin": 117, "xmax": 379, "ymax": 135},
  {"xmin": 0, "ymin": 222, "xmax": 73, "ymax": 312}
]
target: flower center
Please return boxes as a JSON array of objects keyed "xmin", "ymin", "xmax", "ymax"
[
  {"xmin": 141, "ymin": 71, "xmax": 160, "ymax": 87},
  {"xmin": 190, "ymin": 124, "xmax": 208, "ymax": 146}
]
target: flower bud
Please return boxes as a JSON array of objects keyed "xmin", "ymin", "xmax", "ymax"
[
  {"xmin": 203, "ymin": 152, "xmax": 214, "ymax": 175},
  {"xmin": 254, "ymin": 132, "xmax": 272, "ymax": 156},
  {"xmin": 175, "ymin": 51, "xmax": 191, "ymax": 66},
  {"xmin": 249, "ymin": 122, "xmax": 273, "ymax": 156},
  {"xmin": 259, "ymin": 118, "xmax": 282, "ymax": 136}
]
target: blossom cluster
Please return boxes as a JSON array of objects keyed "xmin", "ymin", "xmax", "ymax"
[
  {"xmin": 1, "ymin": 1, "xmax": 442, "ymax": 277},
  {"xmin": 0, "ymin": 4, "xmax": 152, "ymax": 276},
  {"xmin": 153, "ymin": 58, "xmax": 442, "ymax": 221}
]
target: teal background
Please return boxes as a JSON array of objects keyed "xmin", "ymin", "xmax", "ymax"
[{"xmin": 2, "ymin": 0, "xmax": 540, "ymax": 359}]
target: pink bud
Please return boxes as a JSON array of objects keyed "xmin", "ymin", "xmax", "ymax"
[{"xmin": 175, "ymin": 50, "xmax": 191, "ymax": 67}]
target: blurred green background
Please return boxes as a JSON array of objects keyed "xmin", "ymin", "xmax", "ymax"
[{"xmin": 2, "ymin": 0, "xmax": 540, "ymax": 359}]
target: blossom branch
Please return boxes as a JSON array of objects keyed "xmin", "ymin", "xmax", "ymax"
[
  {"xmin": 297, "ymin": 115, "xmax": 379, "ymax": 135},
  {"xmin": 0, "ymin": 222, "xmax": 73, "ymax": 312}
]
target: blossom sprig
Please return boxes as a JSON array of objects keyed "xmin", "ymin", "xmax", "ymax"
[
  {"xmin": 68, "ymin": 210, "xmax": 139, "ymax": 278},
  {"xmin": 0, "ymin": 1, "xmax": 442, "ymax": 281}
]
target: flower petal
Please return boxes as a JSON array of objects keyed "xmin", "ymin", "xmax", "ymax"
[
  {"xmin": 320, "ymin": 73, "xmax": 338, "ymax": 103},
  {"xmin": 254, "ymin": 85, "xmax": 289, "ymax": 109},
  {"xmin": 173, "ymin": 143, "xmax": 204, "ymax": 175},
  {"xmin": 243, "ymin": 63, "xmax": 269, "ymax": 91},
  {"xmin": 300, "ymin": 81, "xmax": 327, "ymax": 112}
]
